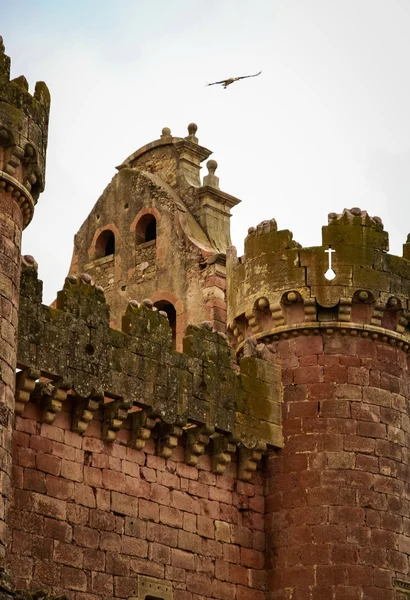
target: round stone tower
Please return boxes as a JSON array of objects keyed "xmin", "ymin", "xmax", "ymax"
[
  {"xmin": 0, "ymin": 37, "xmax": 49, "ymax": 560},
  {"xmin": 227, "ymin": 209, "xmax": 410, "ymax": 598}
]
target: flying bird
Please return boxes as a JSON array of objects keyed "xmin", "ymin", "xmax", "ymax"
[{"xmin": 206, "ymin": 71, "xmax": 262, "ymax": 89}]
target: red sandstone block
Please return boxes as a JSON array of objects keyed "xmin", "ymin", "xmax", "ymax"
[
  {"xmin": 156, "ymin": 470, "xmax": 180, "ymax": 490},
  {"xmin": 122, "ymin": 459, "xmax": 141, "ymax": 478},
  {"xmin": 346, "ymin": 524, "xmax": 371, "ymax": 546},
  {"xmin": 387, "ymin": 549, "xmax": 408, "ymax": 573},
  {"xmin": 165, "ymin": 565, "xmax": 186, "ymax": 583},
  {"xmin": 23, "ymin": 468, "xmax": 46, "ymax": 493},
  {"xmin": 240, "ymin": 548, "xmax": 264, "ymax": 569},
  {"xmin": 176, "ymin": 462, "xmax": 198, "ymax": 480},
  {"xmin": 178, "ymin": 530, "xmax": 202, "ymax": 554},
  {"xmin": 33, "ymin": 559, "xmax": 60, "ymax": 586},
  {"xmin": 140, "ymin": 466, "xmax": 156, "ymax": 482},
  {"xmin": 209, "ymin": 486, "xmax": 233, "ymax": 504},
  {"xmin": 284, "ymin": 384, "xmax": 308, "ymax": 403},
  {"xmin": 299, "ymin": 354, "xmax": 318, "ymax": 366},
  {"xmin": 357, "ymin": 489, "xmax": 387, "ymax": 511},
  {"xmin": 316, "ymin": 564, "xmax": 347, "ymax": 586},
  {"xmin": 236, "ymin": 586, "xmax": 265, "ymax": 600},
  {"xmin": 111, "ymin": 492, "xmax": 138, "ymax": 517},
  {"xmin": 215, "ymin": 558, "xmax": 229, "ymax": 581},
  {"xmin": 291, "ymin": 506, "xmax": 327, "ymax": 526},
  {"xmin": 343, "ymin": 435, "xmax": 375, "ymax": 454},
  {"xmin": 346, "ymin": 564, "xmax": 374, "ymax": 586},
  {"xmin": 125, "ymin": 474, "xmax": 150, "ymax": 498},
  {"xmin": 324, "ymin": 365, "xmax": 348, "ymax": 384},
  {"xmin": 327, "ymin": 451, "xmax": 355, "ymax": 469},
  {"xmin": 106, "ymin": 551, "xmax": 130, "ymax": 576},
  {"xmin": 381, "ymin": 511, "xmax": 403, "ymax": 533},
  {"xmin": 66, "ymin": 503, "xmax": 89, "ymax": 526},
  {"xmin": 149, "ymin": 541, "xmax": 171, "ymax": 564},
  {"xmin": 147, "ymin": 521, "xmax": 178, "ymax": 547},
  {"xmin": 186, "ymin": 572, "xmax": 212, "ymax": 596},
  {"xmin": 84, "ymin": 466, "xmax": 102, "ymax": 487},
  {"xmin": 308, "ymin": 486, "xmax": 355, "ymax": 506},
  {"xmin": 212, "ymin": 579, "xmax": 236, "ymax": 600},
  {"xmin": 74, "ymin": 483, "xmax": 96, "ymax": 508},
  {"xmin": 312, "ymin": 524, "xmax": 346, "ymax": 544},
  {"xmin": 130, "ymin": 556, "xmax": 164, "ymax": 578},
  {"xmin": 124, "ymin": 516, "xmax": 147, "ymax": 539},
  {"xmin": 188, "ymin": 480, "xmax": 209, "ymax": 499},
  {"xmin": 170, "ymin": 490, "xmax": 199, "ymax": 514},
  {"xmin": 299, "ymin": 543, "xmax": 330, "ymax": 566},
  {"xmin": 282, "ymin": 454, "xmax": 308, "ymax": 474},
  {"xmin": 359, "ymin": 546, "xmax": 387, "ymax": 568},
  {"xmin": 198, "ymin": 515, "xmax": 215, "ymax": 539},
  {"xmin": 61, "ymin": 459, "xmax": 83, "ymax": 482},
  {"xmin": 348, "ymin": 367, "xmax": 369, "ymax": 386},
  {"xmin": 122, "ymin": 535, "xmax": 148, "ymax": 557},
  {"xmin": 54, "ymin": 540, "xmax": 83, "ymax": 568},
  {"xmin": 160, "ymin": 506, "xmax": 183, "ymax": 528},
  {"xmin": 333, "ymin": 587, "xmax": 361, "ymax": 600},
  {"xmin": 355, "ymin": 454, "xmax": 379, "ymax": 474},
  {"xmin": 114, "ymin": 575, "xmax": 138, "ymax": 598},
  {"xmin": 362, "ymin": 588, "xmax": 393, "ymax": 600},
  {"xmin": 17, "ymin": 447, "xmax": 36, "ymax": 468},
  {"xmin": 82, "ymin": 436, "xmax": 104, "ymax": 453},
  {"xmin": 83, "ymin": 548, "xmax": 105, "ymax": 571},
  {"xmin": 33, "ymin": 492, "xmax": 66, "ymax": 520},
  {"xmin": 108, "ymin": 455, "xmax": 122, "ymax": 472},
  {"xmin": 150, "ymin": 483, "xmax": 171, "ymax": 506},
  {"xmin": 73, "ymin": 524, "xmax": 99, "ymax": 548},
  {"xmin": 91, "ymin": 453, "xmax": 109, "ymax": 469},
  {"xmin": 180, "ymin": 513, "xmax": 197, "ymax": 536},
  {"xmin": 294, "ymin": 366, "xmax": 324, "ymax": 385},
  {"xmin": 294, "ymin": 336, "xmax": 323, "ymax": 356},
  {"xmin": 171, "ymin": 547, "xmax": 195, "ymax": 570},
  {"xmin": 375, "ymin": 439, "xmax": 402, "ymax": 461},
  {"xmin": 320, "ymin": 399, "xmax": 350, "ymax": 418},
  {"xmin": 357, "ymin": 421, "xmax": 386, "ymax": 439},
  {"xmin": 95, "ymin": 488, "xmax": 110, "ymax": 511},
  {"xmin": 39, "ymin": 423, "xmax": 64, "ymax": 443},
  {"xmin": 44, "ymin": 517, "xmax": 72, "ymax": 543},
  {"xmin": 100, "ymin": 530, "xmax": 121, "ymax": 552},
  {"xmin": 139, "ymin": 498, "xmax": 159, "ymax": 522},
  {"xmin": 200, "ymin": 498, "xmax": 220, "ymax": 520},
  {"xmin": 64, "ymin": 430, "xmax": 82, "ymax": 449},
  {"xmin": 102, "ymin": 468, "xmax": 125, "ymax": 491},
  {"xmin": 335, "ymin": 384, "xmax": 362, "ymax": 400},
  {"xmin": 91, "ymin": 572, "xmax": 113, "ymax": 596}
]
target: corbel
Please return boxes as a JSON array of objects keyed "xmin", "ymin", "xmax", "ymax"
[{"xmin": 185, "ymin": 424, "xmax": 215, "ymax": 466}]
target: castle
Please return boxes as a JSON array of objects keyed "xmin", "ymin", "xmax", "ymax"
[{"xmin": 1, "ymin": 36, "xmax": 410, "ymax": 600}]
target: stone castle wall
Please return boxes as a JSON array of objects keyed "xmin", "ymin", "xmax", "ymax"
[{"xmin": 8, "ymin": 400, "xmax": 266, "ymax": 600}]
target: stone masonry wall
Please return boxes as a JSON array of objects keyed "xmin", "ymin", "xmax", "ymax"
[
  {"xmin": 265, "ymin": 334, "xmax": 410, "ymax": 600},
  {"xmin": 8, "ymin": 400, "xmax": 266, "ymax": 600},
  {"xmin": 0, "ymin": 189, "xmax": 23, "ymax": 560}
]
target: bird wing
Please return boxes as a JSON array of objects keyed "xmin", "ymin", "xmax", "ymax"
[
  {"xmin": 206, "ymin": 79, "xmax": 228, "ymax": 86},
  {"xmin": 233, "ymin": 71, "xmax": 262, "ymax": 82}
]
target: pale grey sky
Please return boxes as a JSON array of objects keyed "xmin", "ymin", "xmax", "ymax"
[{"xmin": 3, "ymin": 0, "xmax": 410, "ymax": 303}]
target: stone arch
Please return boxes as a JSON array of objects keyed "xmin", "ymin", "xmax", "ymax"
[
  {"xmin": 130, "ymin": 207, "xmax": 161, "ymax": 245},
  {"xmin": 89, "ymin": 224, "xmax": 121, "ymax": 260},
  {"xmin": 150, "ymin": 290, "xmax": 186, "ymax": 352}
]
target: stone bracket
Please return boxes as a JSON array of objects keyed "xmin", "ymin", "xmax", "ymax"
[
  {"xmin": 102, "ymin": 397, "xmax": 132, "ymax": 442},
  {"xmin": 130, "ymin": 409, "xmax": 156, "ymax": 450},
  {"xmin": 15, "ymin": 368, "xmax": 40, "ymax": 415},
  {"xmin": 238, "ymin": 442, "xmax": 267, "ymax": 481},
  {"xmin": 72, "ymin": 393, "xmax": 102, "ymax": 434},
  {"xmin": 185, "ymin": 424, "xmax": 215, "ymax": 466},
  {"xmin": 157, "ymin": 422, "xmax": 184, "ymax": 459},
  {"xmin": 212, "ymin": 434, "xmax": 238, "ymax": 475}
]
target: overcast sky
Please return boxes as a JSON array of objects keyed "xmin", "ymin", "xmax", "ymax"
[{"xmin": 3, "ymin": 0, "xmax": 410, "ymax": 303}]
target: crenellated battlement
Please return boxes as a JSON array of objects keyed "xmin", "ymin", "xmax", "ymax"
[
  {"xmin": 0, "ymin": 36, "xmax": 50, "ymax": 225},
  {"xmin": 227, "ymin": 208, "xmax": 410, "ymax": 353},
  {"xmin": 16, "ymin": 258, "xmax": 282, "ymax": 480}
]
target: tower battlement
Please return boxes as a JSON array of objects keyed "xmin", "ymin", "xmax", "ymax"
[
  {"xmin": 0, "ymin": 36, "xmax": 50, "ymax": 225},
  {"xmin": 227, "ymin": 208, "xmax": 410, "ymax": 351}
]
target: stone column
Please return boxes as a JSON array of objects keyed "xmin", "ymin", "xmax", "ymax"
[{"xmin": 0, "ymin": 37, "xmax": 49, "ymax": 561}]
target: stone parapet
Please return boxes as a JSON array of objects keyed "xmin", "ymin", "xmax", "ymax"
[
  {"xmin": 0, "ymin": 36, "xmax": 50, "ymax": 226},
  {"xmin": 227, "ymin": 208, "xmax": 410, "ymax": 352},
  {"xmin": 16, "ymin": 261, "xmax": 283, "ymax": 479}
]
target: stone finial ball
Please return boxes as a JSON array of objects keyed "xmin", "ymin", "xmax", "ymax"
[
  {"xmin": 67, "ymin": 275, "xmax": 77, "ymax": 284},
  {"xmin": 129, "ymin": 300, "xmax": 140, "ymax": 308},
  {"xmin": 373, "ymin": 216, "xmax": 382, "ymax": 224},
  {"xmin": 207, "ymin": 159, "xmax": 218, "ymax": 172},
  {"xmin": 142, "ymin": 298, "xmax": 153, "ymax": 308},
  {"xmin": 350, "ymin": 207, "xmax": 362, "ymax": 216},
  {"xmin": 23, "ymin": 255, "xmax": 36, "ymax": 265},
  {"xmin": 161, "ymin": 127, "xmax": 171, "ymax": 136},
  {"xmin": 188, "ymin": 123, "xmax": 198, "ymax": 134},
  {"xmin": 328, "ymin": 212, "xmax": 338, "ymax": 220},
  {"xmin": 80, "ymin": 273, "xmax": 92, "ymax": 284}
]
